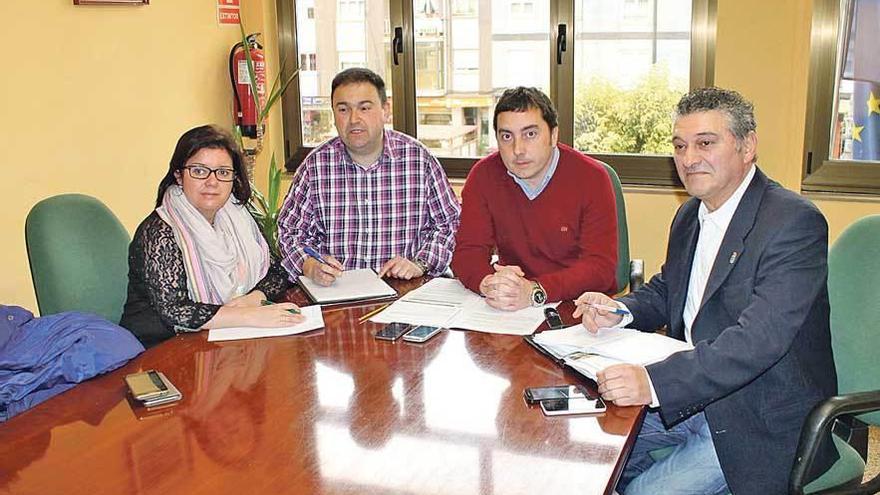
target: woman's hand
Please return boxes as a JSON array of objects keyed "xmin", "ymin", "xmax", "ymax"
[
  {"xmin": 240, "ymin": 302, "xmax": 304, "ymax": 328},
  {"xmin": 226, "ymin": 290, "xmax": 266, "ymax": 308}
]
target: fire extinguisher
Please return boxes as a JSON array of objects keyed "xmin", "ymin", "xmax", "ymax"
[{"xmin": 229, "ymin": 33, "xmax": 267, "ymax": 139}]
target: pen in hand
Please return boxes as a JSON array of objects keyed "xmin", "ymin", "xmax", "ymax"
[
  {"xmin": 261, "ymin": 300, "xmax": 301, "ymax": 315},
  {"xmin": 585, "ymin": 302, "xmax": 630, "ymax": 316},
  {"xmin": 303, "ymin": 246, "xmax": 329, "ymax": 265}
]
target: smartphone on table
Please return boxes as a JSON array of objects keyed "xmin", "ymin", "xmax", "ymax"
[
  {"xmin": 402, "ymin": 325, "xmax": 444, "ymax": 343},
  {"xmin": 523, "ymin": 384, "xmax": 589, "ymax": 404},
  {"xmin": 540, "ymin": 396, "xmax": 607, "ymax": 416},
  {"xmin": 374, "ymin": 322, "xmax": 412, "ymax": 341},
  {"xmin": 544, "ymin": 307, "xmax": 565, "ymax": 330}
]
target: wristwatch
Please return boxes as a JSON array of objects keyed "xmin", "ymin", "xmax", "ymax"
[
  {"xmin": 530, "ymin": 281, "xmax": 547, "ymax": 307},
  {"xmin": 413, "ymin": 257, "xmax": 429, "ymax": 275}
]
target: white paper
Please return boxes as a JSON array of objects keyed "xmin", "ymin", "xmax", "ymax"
[
  {"xmin": 207, "ymin": 305, "xmax": 325, "ymax": 342},
  {"xmin": 369, "ymin": 300, "xmax": 462, "ymax": 327},
  {"xmin": 370, "ymin": 278, "xmax": 557, "ymax": 335},
  {"xmin": 533, "ymin": 325, "xmax": 693, "ymax": 378},
  {"xmin": 298, "ymin": 268, "xmax": 396, "ymax": 304}
]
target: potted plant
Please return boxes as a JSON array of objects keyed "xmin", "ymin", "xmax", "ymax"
[{"xmin": 234, "ymin": 24, "xmax": 299, "ymax": 257}]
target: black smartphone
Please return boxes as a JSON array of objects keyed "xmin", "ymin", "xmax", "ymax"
[
  {"xmin": 523, "ymin": 385, "xmax": 590, "ymax": 404},
  {"xmin": 544, "ymin": 307, "xmax": 565, "ymax": 329},
  {"xmin": 374, "ymin": 322, "xmax": 412, "ymax": 341},
  {"xmin": 540, "ymin": 397, "xmax": 607, "ymax": 416}
]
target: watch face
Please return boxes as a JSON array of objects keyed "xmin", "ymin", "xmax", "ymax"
[{"xmin": 532, "ymin": 287, "xmax": 547, "ymax": 305}]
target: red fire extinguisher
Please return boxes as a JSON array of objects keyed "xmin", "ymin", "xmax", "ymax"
[{"xmin": 229, "ymin": 33, "xmax": 267, "ymax": 139}]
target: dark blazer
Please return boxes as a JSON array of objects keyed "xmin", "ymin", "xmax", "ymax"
[{"xmin": 619, "ymin": 169, "xmax": 838, "ymax": 494}]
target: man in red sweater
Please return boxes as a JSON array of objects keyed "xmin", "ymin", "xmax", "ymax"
[{"xmin": 451, "ymin": 87, "xmax": 618, "ymax": 310}]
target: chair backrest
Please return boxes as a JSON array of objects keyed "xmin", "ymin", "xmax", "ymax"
[
  {"xmin": 828, "ymin": 214, "xmax": 880, "ymax": 426},
  {"xmin": 599, "ymin": 161, "xmax": 631, "ymax": 294},
  {"xmin": 25, "ymin": 194, "xmax": 131, "ymax": 323}
]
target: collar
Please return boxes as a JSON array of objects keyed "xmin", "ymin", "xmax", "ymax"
[
  {"xmin": 698, "ymin": 164, "xmax": 757, "ymax": 227},
  {"xmin": 507, "ymin": 146, "xmax": 560, "ymax": 200},
  {"xmin": 337, "ymin": 129, "xmax": 397, "ymax": 171}
]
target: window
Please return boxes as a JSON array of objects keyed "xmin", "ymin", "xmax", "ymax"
[
  {"xmin": 277, "ymin": 0, "xmax": 715, "ymax": 183},
  {"xmin": 803, "ymin": 0, "xmax": 880, "ymax": 194},
  {"xmin": 285, "ymin": 0, "xmax": 392, "ymax": 148},
  {"xmin": 573, "ymin": 0, "xmax": 691, "ymax": 158},
  {"xmin": 299, "ymin": 53, "xmax": 317, "ymax": 71}
]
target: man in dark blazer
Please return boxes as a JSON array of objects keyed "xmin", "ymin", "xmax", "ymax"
[{"xmin": 574, "ymin": 87, "xmax": 837, "ymax": 494}]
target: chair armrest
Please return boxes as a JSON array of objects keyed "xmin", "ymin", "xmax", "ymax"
[
  {"xmin": 789, "ymin": 390, "xmax": 880, "ymax": 494},
  {"xmin": 629, "ymin": 259, "xmax": 644, "ymax": 292}
]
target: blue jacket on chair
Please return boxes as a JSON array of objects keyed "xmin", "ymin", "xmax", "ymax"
[{"xmin": 0, "ymin": 305, "xmax": 144, "ymax": 422}]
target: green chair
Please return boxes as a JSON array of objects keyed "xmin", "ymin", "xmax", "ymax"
[
  {"xmin": 600, "ymin": 161, "xmax": 644, "ymax": 294},
  {"xmin": 25, "ymin": 194, "xmax": 131, "ymax": 323},
  {"xmin": 790, "ymin": 214, "xmax": 880, "ymax": 494}
]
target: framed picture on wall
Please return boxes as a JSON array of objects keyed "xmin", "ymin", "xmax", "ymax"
[{"xmin": 74, "ymin": 0, "xmax": 149, "ymax": 4}]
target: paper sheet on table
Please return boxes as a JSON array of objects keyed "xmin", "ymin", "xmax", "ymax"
[
  {"xmin": 207, "ymin": 305, "xmax": 325, "ymax": 342},
  {"xmin": 370, "ymin": 278, "xmax": 557, "ymax": 335},
  {"xmin": 298, "ymin": 268, "xmax": 396, "ymax": 304}
]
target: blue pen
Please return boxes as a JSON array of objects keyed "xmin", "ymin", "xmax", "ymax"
[
  {"xmin": 588, "ymin": 302, "xmax": 631, "ymax": 316},
  {"xmin": 303, "ymin": 246, "xmax": 328, "ymax": 265}
]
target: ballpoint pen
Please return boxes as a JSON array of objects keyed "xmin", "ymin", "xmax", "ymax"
[
  {"xmin": 586, "ymin": 302, "xmax": 630, "ymax": 316},
  {"xmin": 261, "ymin": 300, "xmax": 302, "ymax": 315},
  {"xmin": 303, "ymin": 246, "xmax": 329, "ymax": 265}
]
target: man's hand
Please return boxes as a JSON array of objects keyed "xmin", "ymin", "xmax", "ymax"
[
  {"xmin": 225, "ymin": 290, "xmax": 266, "ymax": 308},
  {"xmin": 479, "ymin": 264, "xmax": 531, "ymax": 311},
  {"xmin": 596, "ymin": 364, "xmax": 652, "ymax": 406},
  {"xmin": 573, "ymin": 292, "xmax": 624, "ymax": 333},
  {"xmin": 378, "ymin": 256, "xmax": 424, "ymax": 279},
  {"xmin": 303, "ymin": 255, "xmax": 344, "ymax": 286}
]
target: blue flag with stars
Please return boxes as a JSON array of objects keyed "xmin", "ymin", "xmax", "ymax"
[{"xmin": 846, "ymin": 0, "xmax": 880, "ymax": 161}]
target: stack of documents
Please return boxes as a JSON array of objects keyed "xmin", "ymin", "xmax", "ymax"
[
  {"xmin": 369, "ymin": 278, "xmax": 556, "ymax": 336},
  {"xmin": 207, "ymin": 305, "xmax": 325, "ymax": 342},
  {"xmin": 298, "ymin": 268, "xmax": 397, "ymax": 304},
  {"xmin": 530, "ymin": 325, "xmax": 692, "ymax": 380}
]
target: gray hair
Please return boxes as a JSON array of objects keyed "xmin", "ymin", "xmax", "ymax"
[{"xmin": 675, "ymin": 87, "xmax": 756, "ymax": 143}]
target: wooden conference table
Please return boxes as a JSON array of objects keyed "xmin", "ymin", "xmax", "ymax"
[{"xmin": 0, "ymin": 278, "xmax": 644, "ymax": 495}]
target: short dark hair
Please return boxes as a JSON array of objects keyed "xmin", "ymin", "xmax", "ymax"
[
  {"xmin": 156, "ymin": 125, "xmax": 251, "ymax": 207},
  {"xmin": 331, "ymin": 68, "xmax": 387, "ymax": 104},
  {"xmin": 675, "ymin": 87, "xmax": 757, "ymax": 143},
  {"xmin": 493, "ymin": 87, "xmax": 558, "ymax": 132}
]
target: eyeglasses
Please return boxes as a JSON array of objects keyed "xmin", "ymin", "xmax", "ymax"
[{"xmin": 183, "ymin": 165, "xmax": 235, "ymax": 182}]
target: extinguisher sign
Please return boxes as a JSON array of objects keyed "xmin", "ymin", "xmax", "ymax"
[{"xmin": 217, "ymin": 0, "xmax": 240, "ymax": 25}]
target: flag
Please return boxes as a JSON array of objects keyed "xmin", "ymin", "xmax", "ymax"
[{"xmin": 846, "ymin": 0, "xmax": 880, "ymax": 161}]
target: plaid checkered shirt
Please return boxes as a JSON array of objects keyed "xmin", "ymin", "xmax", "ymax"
[{"xmin": 278, "ymin": 129, "xmax": 461, "ymax": 278}]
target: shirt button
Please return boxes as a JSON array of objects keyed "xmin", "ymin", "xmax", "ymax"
[{"xmin": 7, "ymin": 315, "xmax": 13, "ymax": 321}]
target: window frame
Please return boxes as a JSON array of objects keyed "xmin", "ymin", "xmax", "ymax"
[
  {"xmin": 802, "ymin": 0, "xmax": 880, "ymax": 195},
  {"xmin": 275, "ymin": 0, "xmax": 716, "ymax": 187}
]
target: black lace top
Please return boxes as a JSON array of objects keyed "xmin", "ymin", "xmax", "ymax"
[{"xmin": 120, "ymin": 211, "xmax": 291, "ymax": 347}]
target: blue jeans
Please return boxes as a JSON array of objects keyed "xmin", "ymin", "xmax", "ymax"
[{"xmin": 617, "ymin": 411, "xmax": 729, "ymax": 495}]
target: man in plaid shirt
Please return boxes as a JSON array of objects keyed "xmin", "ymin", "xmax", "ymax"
[{"xmin": 278, "ymin": 68, "xmax": 461, "ymax": 286}]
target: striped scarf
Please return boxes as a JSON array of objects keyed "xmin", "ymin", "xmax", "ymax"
[{"xmin": 157, "ymin": 185, "xmax": 269, "ymax": 304}]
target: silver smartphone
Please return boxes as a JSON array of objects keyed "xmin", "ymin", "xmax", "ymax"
[
  {"xmin": 402, "ymin": 325, "xmax": 444, "ymax": 343},
  {"xmin": 540, "ymin": 396, "xmax": 606, "ymax": 416}
]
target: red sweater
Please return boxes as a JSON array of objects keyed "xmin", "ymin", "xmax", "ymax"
[{"xmin": 452, "ymin": 144, "xmax": 618, "ymax": 301}]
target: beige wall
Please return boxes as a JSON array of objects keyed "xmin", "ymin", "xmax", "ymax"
[
  {"xmin": 2, "ymin": 0, "xmax": 879, "ymax": 310},
  {"xmin": 0, "ymin": 1, "xmax": 281, "ymax": 310}
]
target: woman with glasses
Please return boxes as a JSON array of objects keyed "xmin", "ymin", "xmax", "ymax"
[{"xmin": 120, "ymin": 125, "xmax": 302, "ymax": 347}]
